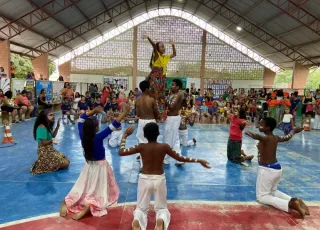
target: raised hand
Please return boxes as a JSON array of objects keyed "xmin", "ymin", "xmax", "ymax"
[
  {"xmin": 142, "ymin": 34, "xmax": 148, "ymax": 40},
  {"xmin": 123, "ymin": 103, "xmax": 131, "ymax": 114},
  {"xmin": 57, "ymin": 118, "xmax": 62, "ymax": 126},
  {"xmin": 199, "ymin": 159, "xmax": 211, "ymax": 169},
  {"xmin": 94, "ymin": 106, "xmax": 104, "ymax": 114},
  {"xmin": 124, "ymin": 126, "xmax": 135, "ymax": 136},
  {"xmin": 169, "ymin": 39, "xmax": 174, "ymax": 45}
]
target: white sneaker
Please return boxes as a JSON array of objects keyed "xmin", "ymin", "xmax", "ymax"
[{"xmin": 175, "ymin": 162, "xmax": 185, "ymax": 166}]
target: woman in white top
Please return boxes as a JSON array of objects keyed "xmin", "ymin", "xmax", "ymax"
[{"xmin": 278, "ymin": 107, "xmax": 294, "ymax": 135}]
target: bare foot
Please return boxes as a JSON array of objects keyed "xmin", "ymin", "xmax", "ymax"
[
  {"xmin": 136, "ymin": 155, "xmax": 140, "ymax": 160},
  {"xmin": 193, "ymin": 138, "xmax": 196, "ymax": 143},
  {"xmin": 289, "ymin": 199, "xmax": 305, "ymax": 219},
  {"xmin": 156, "ymin": 218, "xmax": 164, "ymax": 230},
  {"xmin": 132, "ymin": 219, "xmax": 141, "ymax": 230},
  {"xmin": 297, "ymin": 198, "xmax": 310, "ymax": 215},
  {"xmin": 59, "ymin": 200, "xmax": 67, "ymax": 217},
  {"xmin": 72, "ymin": 205, "xmax": 90, "ymax": 220},
  {"xmin": 240, "ymin": 149, "xmax": 246, "ymax": 156}
]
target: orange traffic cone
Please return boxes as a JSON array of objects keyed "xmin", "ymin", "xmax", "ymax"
[
  {"xmin": 304, "ymin": 119, "xmax": 311, "ymax": 131},
  {"xmin": 2, "ymin": 122, "xmax": 15, "ymax": 143}
]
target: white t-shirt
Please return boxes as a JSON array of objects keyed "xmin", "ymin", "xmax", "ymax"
[{"xmin": 282, "ymin": 114, "xmax": 293, "ymax": 123}]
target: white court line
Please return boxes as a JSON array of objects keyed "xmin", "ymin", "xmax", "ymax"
[{"xmin": 1, "ymin": 200, "xmax": 320, "ymax": 228}]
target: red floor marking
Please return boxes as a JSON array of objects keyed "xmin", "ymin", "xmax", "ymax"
[{"xmin": 2, "ymin": 204, "xmax": 319, "ymax": 230}]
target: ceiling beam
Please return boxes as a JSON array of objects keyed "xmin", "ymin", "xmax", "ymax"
[
  {"xmin": 10, "ymin": 50, "xmax": 34, "ymax": 59},
  {"xmin": 25, "ymin": 0, "xmax": 88, "ymax": 43},
  {"xmin": 266, "ymin": 0, "xmax": 320, "ymax": 37},
  {"xmin": 74, "ymin": 4, "xmax": 104, "ymax": 36},
  {"xmin": 125, "ymin": 0, "xmax": 134, "ymax": 20},
  {"xmin": 206, "ymin": 0, "xmax": 229, "ymax": 25},
  {"xmin": 99, "ymin": 0, "xmax": 117, "ymax": 26},
  {"xmin": 196, "ymin": 0, "xmax": 315, "ymax": 65},
  {"xmin": 0, "ymin": 0, "xmax": 79, "ymax": 51},
  {"xmin": 25, "ymin": 0, "xmax": 145, "ymax": 56},
  {"xmin": 222, "ymin": 0, "xmax": 262, "ymax": 32}
]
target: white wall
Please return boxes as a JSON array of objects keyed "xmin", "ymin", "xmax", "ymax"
[
  {"xmin": 70, "ymin": 74, "xmax": 104, "ymax": 84},
  {"xmin": 231, "ymin": 80, "xmax": 263, "ymax": 89}
]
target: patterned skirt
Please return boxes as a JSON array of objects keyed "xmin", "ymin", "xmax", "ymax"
[
  {"xmin": 64, "ymin": 160, "xmax": 119, "ymax": 217},
  {"xmin": 278, "ymin": 122, "xmax": 293, "ymax": 134},
  {"xmin": 268, "ymin": 106, "xmax": 277, "ymax": 122},
  {"xmin": 148, "ymin": 67, "xmax": 166, "ymax": 99},
  {"xmin": 227, "ymin": 139, "xmax": 242, "ymax": 164},
  {"xmin": 30, "ymin": 144, "xmax": 67, "ymax": 175}
]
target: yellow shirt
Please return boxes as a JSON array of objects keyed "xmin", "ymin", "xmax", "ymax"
[{"xmin": 152, "ymin": 52, "xmax": 171, "ymax": 74}]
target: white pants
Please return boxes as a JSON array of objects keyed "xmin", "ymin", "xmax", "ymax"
[
  {"xmin": 136, "ymin": 119, "xmax": 156, "ymax": 167},
  {"xmin": 179, "ymin": 129, "xmax": 194, "ymax": 147},
  {"xmin": 313, "ymin": 115, "xmax": 320, "ymax": 129},
  {"xmin": 108, "ymin": 130, "xmax": 122, "ymax": 147},
  {"xmin": 164, "ymin": 116, "xmax": 181, "ymax": 164},
  {"xmin": 256, "ymin": 166, "xmax": 291, "ymax": 212},
  {"xmin": 133, "ymin": 174, "xmax": 170, "ymax": 230}
]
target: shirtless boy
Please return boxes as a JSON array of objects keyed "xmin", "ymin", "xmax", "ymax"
[
  {"xmin": 118, "ymin": 123, "xmax": 210, "ymax": 230},
  {"xmin": 135, "ymin": 80, "xmax": 159, "ymax": 166},
  {"xmin": 245, "ymin": 117, "xmax": 309, "ymax": 218},
  {"xmin": 163, "ymin": 79, "xmax": 184, "ymax": 165}
]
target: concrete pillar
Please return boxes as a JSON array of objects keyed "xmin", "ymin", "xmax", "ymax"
[
  {"xmin": 32, "ymin": 53, "xmax": 49, "ymax": 80},
  {"xmin": 292, "ymin": 62, "xmax": 309, "ymax": 94},
  {"xmin": 58, "ymin": 61, "xmax": 71, "ymax": 80},
  {"xmin": 0, "ymin": 40, "xmax": 10, "ymax": 77},
  {"xmin": 263, "ymin": 68, "xmax": 276, "ymax": 88},
  {"xmin": 200, "ymin": 30, "xmax": 207, "ymax": 94},
  {"xmin": 132, "ymin": 26, "xmax": 138, "ymax": 89}
]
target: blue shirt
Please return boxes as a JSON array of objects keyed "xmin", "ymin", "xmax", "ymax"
[
  {"xmin": 94, "ymin": 102, "xmax": 103, "ymax": 108},
  {"xmin": 78, "ymin": 113, "xmax": 121, "ymax": 160},
  {"xmin": 78, "ymin": 101, "xmax": 87, "ymax": 110},
  {"xmin": 61, "ymin": 103, "xmax": 71, "ymax": 111},
  {"xmin": 290, "ymin": 98, "xmax": 300, "ymax": 111}
]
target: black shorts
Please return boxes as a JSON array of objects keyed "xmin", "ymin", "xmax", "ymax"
[{"xmin": 1, "ymin": 106, "xmax": 15, "ymax": 113}]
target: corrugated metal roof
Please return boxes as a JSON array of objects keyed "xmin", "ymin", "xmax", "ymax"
[{"xmin": 0, "ymin": 0, "xmax": 319, "ymax": 68}]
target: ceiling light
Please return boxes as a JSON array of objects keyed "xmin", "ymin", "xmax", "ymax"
[
  {"xmin": 177, "ymin": 0, "xmax": 184, "ymax": 3},
  {"xmin": 236, "ymin": 26, "xmax": 242, "ymax": 31}
]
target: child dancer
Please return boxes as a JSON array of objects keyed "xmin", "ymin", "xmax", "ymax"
[
  {"xmin": 77, "ymin": 95, "xmax": 88, "ymax": 115},
  {"xmin": 278, "ymin": 107, "xmax": 294, "ymax": 135},
  {"xmin": 59, "ymin": 105, "xmax": 130, "ymax": 220},
  {"xmin": 176, "ymin": 107, "xmax": 197, "ymax": 166},
  {"xmin": 245, "ymin": 118, "xmax": 309, "ymax": 218},
  {"xmin": 227, "ymin": 108, "xmax": 254, "ymax": 165},
  {"xmin": 118, "ymin": 123, "xmax": 210, "ymax": 230}
]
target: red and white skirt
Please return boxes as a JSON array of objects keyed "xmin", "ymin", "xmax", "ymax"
[{"xmin": 64, "ymin": 160, "xmax": 119, "ymax": 217}]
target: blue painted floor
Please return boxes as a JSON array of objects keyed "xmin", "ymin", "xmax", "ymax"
[{"xmin": 0, "ymin": 114, "xmax": 319, "ymax": 224}]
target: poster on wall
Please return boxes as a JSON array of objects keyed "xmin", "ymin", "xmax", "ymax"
[
  {"xmin": 52, "ymin": 82, "xmax": 65, "ymax": 103},
  {"xmin": 0, "ymin": 77, "xmax": 11, "ymax": 94},
  {"xmin": 12, "ymin": 79, "xmax": 26, "ymax": 96},
  {"xmin": 25, "ymin": 80, "xmax": 36, "ymax": 105},
  {"xmin": 204, "ymin": 79, "xmax": 232, "ymax": 96},
  {"xmin": 36, "ymin": 81, "xmax": 53, "ymax": 103},
  {"xmin": 166, "ymin": 78, "xmax": 187, "ymax": 89},
  {"xmin": 104, "ymin": 77, "xmax": 129, "ymax": 90},
  {"xmin": 186, "ymin": 78, "xmax": 200, "ymax": 90}
]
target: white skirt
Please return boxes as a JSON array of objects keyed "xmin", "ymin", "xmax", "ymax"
[{"xmin": 65, "ymin": 160, "xmax": 119, "ymax": 217}]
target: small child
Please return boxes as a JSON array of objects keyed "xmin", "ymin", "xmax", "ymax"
[
  {"xmin": 255, "ymin": 101, "xmax": 263, "ymax": 128},
  {"xmin": 245, "ymin": 118, "xmax": 309, "ymax": 218},
  {"xmin": 77, "ymin": 95, "xmax": 88, "ymax": 115},
  {"xmin": 179, "ymin": 107, "xmax": 196, "ymax": 147},
  {"xmin": 278, "ymin": 107, "xmax": 294, "ymax": 135},
  {"xmin": 118, "ymin": 123, "xmax": 210, "ymax": 230},
  {"xmin": 87, "ymin": 97, "xmax": 95, "ymax": 110},
  {"xmin": 111, "ymin": 97, "xmax": 119, "ymax": 112},
  {"xmin": 209, "ymin": 101, "xmax": 220, "ymax": 124},
  {"xmin": 200, "ymin": 101, "xmax": 209, "ymax": 123},
  {"xmin": 94, "ymin": 96, "xmax": 103, "ymax": 108},
  {"xmin": 61, "ymin": 97, "xmax": 75, "ymax": 124},
  {"xmin": 227, "ymin": 108, "xmax": 254, "ymax": 165}
]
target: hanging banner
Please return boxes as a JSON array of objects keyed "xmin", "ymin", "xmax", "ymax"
[
  {"xmin": 52, "ymin": 82, "xmax": 65, "ymax": 103},
  {"xmin": 0, "ymin": 77, "xmax": 11, "ymax": 94},
  {"xmin": 166, "ymin": 77, "xmax": 187, "ymax": 89},
  {"xmin": 35, "ymin": 81, "xmax": 53, "ymax": 103}
]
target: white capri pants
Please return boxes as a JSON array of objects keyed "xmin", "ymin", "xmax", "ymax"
[
  {"xmin": 256, "ymin": 166, "xmax": 291, "ymax": 212},
  {"xmin": 163, "ymin": 116, "xmax": 181, "ymax": 164},
  {"xmin": 133, "ymin": 174, "xmax": 170, "ymax": 230}
]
